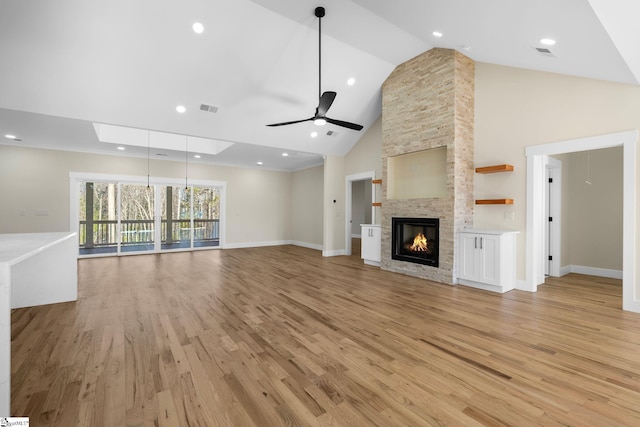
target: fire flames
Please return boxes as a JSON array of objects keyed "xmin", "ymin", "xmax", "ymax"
[{"xmin": 409, "ymin": 233, "xmax": 429, "ymax": 252}]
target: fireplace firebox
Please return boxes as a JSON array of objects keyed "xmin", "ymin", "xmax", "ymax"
[{"xmin": 392, "ymin": 217, "xmax": 439, "ymax": 267}]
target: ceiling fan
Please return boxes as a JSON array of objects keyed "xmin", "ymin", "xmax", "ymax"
[{"xmin": 266, "ymin": 6, "xmax": 363, "ymax": 131}]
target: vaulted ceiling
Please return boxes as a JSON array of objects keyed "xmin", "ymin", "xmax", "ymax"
[{"xmin": 0, "ymin": 0, "xmax": 638, "ymax": 170}]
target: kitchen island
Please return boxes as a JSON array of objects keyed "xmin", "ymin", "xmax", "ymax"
[{"xmin": 0, "ymin": 232, "xmax": 77, "ymax": 416}]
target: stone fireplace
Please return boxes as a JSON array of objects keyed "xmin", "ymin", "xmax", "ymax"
[{"xmin": 381, "ymin": 48, "xmax": 474, "ymax": 284}]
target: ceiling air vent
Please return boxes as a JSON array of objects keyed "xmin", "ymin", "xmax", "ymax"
[
  {"xmin": 200, "ymin": 104, "xmax": 219, "ymax": 113},
  {"xmin": 326, "ymin": 130, "xmax": 337, "ymax": 136},
  {"xmin": 535, "ymin": 47, "xmax": 556, "ymax": 58}
]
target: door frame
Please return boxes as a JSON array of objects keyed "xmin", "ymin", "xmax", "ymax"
[
  {"xmin": 344, "ymin": 171, "xmax": 376, "ymax": 256},
  {"xmin": 524, "ymin": 130, "xmax": 638, "ymax": 312},
  {"xmin": 545, "ymin": 156, "xmax": 562, "ymax": 277}
]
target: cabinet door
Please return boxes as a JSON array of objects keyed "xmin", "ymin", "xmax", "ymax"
[
  {"xmin": 361, "ymin": 226, "xmax": 381, "ymax": 262},
  {"xmin": 477, "ymin": 234, "xmax": 501, "ymax": 285},
  {"xmin": 361, "ymin": 226, "xmax": 370, "ymax": 260},
  {"xmin": 458, "ymin": 233, "xmax": 478, "ymax": 280},
  {"xmin": 370, "ymin": 226, "xmax": 381, "ymax": 262},
  {"xmin": 361, "ymin": 227, "xmax": 373, "ymax": 260}
]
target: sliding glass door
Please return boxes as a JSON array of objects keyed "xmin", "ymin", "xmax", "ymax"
[
  {"xmin": 193, "ymin": 187, "xmax": 220, "ymax": 248},
  {"xmin": 161, "ymin": 185, "xmax": 191, "ymax": 250},
  {"xmin": 160, "ymin": 186, "xmax": 220, "ymax": 250},
  {"xmin": 74, "ymin": 175, "xmax": 224, "ymax": 257},
  {"xmin": 120, "ymin": 184, "xmax": 155, "ymax": 253},
  {"xmin": 79, "ymin": 181, "xmax": 118, "ymax": 255}
]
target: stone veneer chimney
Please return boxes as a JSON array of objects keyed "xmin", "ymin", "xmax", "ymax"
[{"xmin": 381, "ymin": 48, "xmax": 474, "ymax": 284}]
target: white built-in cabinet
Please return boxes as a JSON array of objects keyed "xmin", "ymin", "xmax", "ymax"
[
  {"xmin": 457, "ymin": 230, "xmax": 518, "ymax": 293},
  {"xmin": 361, "ymin": 224, "xmax": 381, "ymax": 266}
]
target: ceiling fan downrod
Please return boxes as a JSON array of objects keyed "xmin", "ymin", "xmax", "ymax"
[{"xmin": 315, "ymin": 7, "xmax": 325, "ymax": 104}]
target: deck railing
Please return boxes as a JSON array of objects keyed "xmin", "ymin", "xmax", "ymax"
[{"xmin": 79, "ymin": 219, "xmax": 219, "ymax": 248}]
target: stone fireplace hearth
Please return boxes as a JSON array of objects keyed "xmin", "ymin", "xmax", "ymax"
[{"xmin": 381, "ymin": 48, "xmax": 474, "ymax": 284}]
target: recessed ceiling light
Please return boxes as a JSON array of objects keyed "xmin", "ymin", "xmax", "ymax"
[
  {"xmin": 432, "ymin": 31, "xmax": 443, "ymax": 38},
  {"xmin": 4, "ymin": 134, "xmax": 17, "ymax": 140},
  {"xmin": 314, "ymin": 118, "xmax": 326, "ymax": 126},
  {"xmin": 347, "ymin": 77, "xmax": 356, "ymax": 86},
  {"xmin": 176, "ymin": 105, "xmax": 186, "ymax": 113},
  {"xmin": 310, "ymin": 131, "xmax": 318, "ymax": 138},
  {"xmin": 192, "ymin": 23, "xmax": 204, "ymax": 34},
  {"xmin": 282, "ymin": 152, "xmax": 289, "ymax": 157},
  {"xmin": 540, "ymin": 38, "xmax": 556, "ymax": 46},
  {"xmin": 194, "ymin": 154, "xmax": 201, "ymax": 159},
  {"xmin": 117, "ymin": 146, "xmax": 126, "ymax": 151},
  {"xmin": 256, "ymin": 161, "xmax": 263, "ymax": 166}
]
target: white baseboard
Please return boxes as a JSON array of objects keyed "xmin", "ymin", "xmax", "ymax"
[
  {"xmin": 567, "ymin": 265, "xmax": 623, "ymax": 280},
  {"xmin": 559, "ymin": 265, "xmax": 572, "ymax": 277},
  {"xmin": 218, "ymin": 240, "xmax": 324, "ymax": 251},
  {"xmin": 291, "ymin": 241, "xmax": 323, "ymax": 251},
  {"xmin": 223, "ymin": 240, "xmax": 290, "ymax": 249},
  {"xmin": 458, "ymin": 278, "xmax": 513, "ymax": 294},
  {"xmin": 515, "ymin": 279, "xmax": 530, "ymax": 291},
  {"xmin": 556, "ymin": 265, "xmax": 621, "ymax": 279},
  {"xmin": 624, "ymin": 299, "xmax": 640, "ymax": 313},
  {"xmin": 323, "ymin": 249, "xmax": 346, "ymax": 257},
  {"xmin": 351, "ymin": 233, "xmax": 361, "ymax": 238}
]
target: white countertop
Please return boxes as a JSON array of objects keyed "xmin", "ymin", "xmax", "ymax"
[{"xmin": 0, "ymin": 232, "xmax": 76, "ymax": 265}]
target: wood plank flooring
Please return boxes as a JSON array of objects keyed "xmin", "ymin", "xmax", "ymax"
[{"xmin": 10, "ymin": 245, "xmax": 640, "ymax": 426}]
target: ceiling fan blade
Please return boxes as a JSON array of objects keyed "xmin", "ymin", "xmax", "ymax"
[
  {"xmin": 325, "ymin": 117, "xmax": 363, "ymax": 131},
  {"xmin": 317, "ymin": 91, "xmax": 336, "ymax": 116},
  {"xmin": 266, "ymin": 117, "xmax": 314, "ymax": 127}
]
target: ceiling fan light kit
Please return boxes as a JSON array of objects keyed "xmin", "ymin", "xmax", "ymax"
[{"xmin": 267, "ymin": 6, "xmax": 363, "ymax": 132}]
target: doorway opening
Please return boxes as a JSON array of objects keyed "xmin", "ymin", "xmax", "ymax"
[
  {"xmin": 345, "ymin": 171, "xmax": 375, "ymax": 256},
  {"xmin": 525, "ymin": 130, "xmax": 638, "ymax": 312}
]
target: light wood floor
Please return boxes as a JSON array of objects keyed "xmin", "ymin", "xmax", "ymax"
[{"xmin": 11, "ymin": 245, "xmax": 640, "ymax": 426}]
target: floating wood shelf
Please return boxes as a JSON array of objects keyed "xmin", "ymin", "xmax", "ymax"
[
  {"xmin": 475, "ymin": 164, "xmax": 514, "ymax": 174},
  {"xmin": 372, "ymin": 179, "xmax": 382, "ymax": 207},
  {"xmin": 475, "ymin": 199, "xmax": 514, "ymax": 205}
]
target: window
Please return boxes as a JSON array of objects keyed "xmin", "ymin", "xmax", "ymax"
[{"xmin": 73, "ymin": 174, "xmax": 224, "ymax": 257}]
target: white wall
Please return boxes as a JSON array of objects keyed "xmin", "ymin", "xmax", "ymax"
[
  {"xmin": 364, "ymin": 181, "xmax": 372, "ymax": 225},
  {"xmin": 556, "ymin": 147, "xmax": 623, "ymax": 272},
  {"xmin": 350, "ymin": 180, "xmax": 373, "ymax": 235},
  {"xmin": 345, "ymin": 116, "xmax": 383, "ymax": 224},
  {"xmin": 0, "ymin": 145, "xmax": 293, "ymax": 246},
  {"xmin": 323, "ymin": 156, "xmax": 345, "ymax": 255},
  {"xmin": 351, "ymin": 180, "xmax": 365, "ymax": 235},
  {"xmin": 553, "ymin": 153, "xmax": 573, "ymax": 270},
  {"xmin": 474, "ymin": 62, "xmax": 640, "ymax": 282},
  {"xmin": 291, "ymin": 165, "xmax": 324, "ymax": 248}
]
